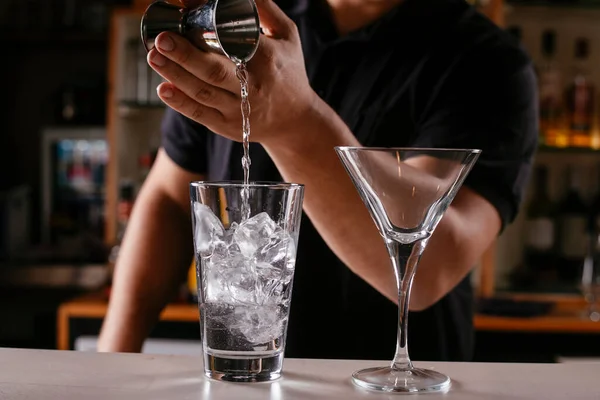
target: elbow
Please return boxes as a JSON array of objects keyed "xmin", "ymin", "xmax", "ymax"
[
  {"xmin": 408, "ymin": 215, "xmax": 471, "ymax": 311},
  {"xmin": 408, "ymin": 241, "xmax": 483, "ymax": 311},
  {"xmin": 408, "ymin": 191, "xmax": 501, "ymax": 311},
  {"xmin": 409, "ymin": 238, "xmax": 478, "ymax": 311},
  {"xmin": 409, "ymin": 275, "xmax": 447, "ymax": 311}
]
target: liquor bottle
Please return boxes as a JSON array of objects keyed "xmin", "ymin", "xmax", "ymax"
[
  {"xmin": 557, "ymin": 165, "xmax": 589, "ymax": 283},
  {"xmin": 523, "ymin": 166, "xmax": 556, "ymax": 281},
  {"xmin": 567, "ymin": 38, "xmax": 595, "ymax": 147},
  {"xmin": 538, "ymin": 30, "xmax": 567, "ymax": 148}
]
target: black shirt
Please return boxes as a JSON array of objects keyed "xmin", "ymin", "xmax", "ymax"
[{"xmin": 162, "ymin": 0, "xmax": 537, "ymax": 361}]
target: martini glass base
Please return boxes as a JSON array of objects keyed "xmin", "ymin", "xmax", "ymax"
[{"xmin": 352, "ymin": 366, "xmax": 451, "ymax": 394}]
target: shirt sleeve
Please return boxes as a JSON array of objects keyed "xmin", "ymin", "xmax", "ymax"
[
  {"xmin": 161, "ymin": 107, "xmax": 209, "ymax": 174},
  {"xmin": 410, "ymin": 50, "xmax": 539, "ymax": 230}
]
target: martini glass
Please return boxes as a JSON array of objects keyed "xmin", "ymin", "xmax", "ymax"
[{"xmin": 335, "ymin": 147, "xmax": 481, "ymax": 394}]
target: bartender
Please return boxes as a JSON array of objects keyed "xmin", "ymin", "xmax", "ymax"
[{"xmin": 98, "ymin": 0, "xmax": 537, "ymax": 360}]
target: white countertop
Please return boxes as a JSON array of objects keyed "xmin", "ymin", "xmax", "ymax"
[{"xmin": 0, "ymin": 348, "xmax": 599, "ymax": 399}]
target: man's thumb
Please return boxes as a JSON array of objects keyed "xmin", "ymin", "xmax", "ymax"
[{"xmin": 255, "ymin": 0, "xmax": 295, "ymax": 39}]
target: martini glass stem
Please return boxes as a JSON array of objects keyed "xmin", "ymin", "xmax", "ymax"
[{"xmin": 386, "ymin": 238, "xmax": 428, "ymax": 371}]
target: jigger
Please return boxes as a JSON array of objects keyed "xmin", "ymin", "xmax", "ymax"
[{"xmin": 141, "ymin": 0, "xmax": 260, "ymax": 63}]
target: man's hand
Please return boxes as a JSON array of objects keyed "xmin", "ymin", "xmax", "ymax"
[{"xmin": 148, "ymin": 0, "xmax": 318, "ymax": 148}]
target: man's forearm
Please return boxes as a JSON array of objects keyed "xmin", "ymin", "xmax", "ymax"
[
  {"xmin": 263, "ymin": 103, "xmax": 400, "ymax": 303},
  {"xmin": 98, "ymin": 187, "xmax": 193, "ymax": 352}
]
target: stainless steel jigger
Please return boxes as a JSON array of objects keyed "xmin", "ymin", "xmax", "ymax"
[{"xmin": 141, "ymin": 0, "xmax": 260, "ymax": 64}]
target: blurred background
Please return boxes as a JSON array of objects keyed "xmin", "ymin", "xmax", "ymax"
[{"xmin": 1, "ymin": 0, "xmax": 600, "ymax": 363}]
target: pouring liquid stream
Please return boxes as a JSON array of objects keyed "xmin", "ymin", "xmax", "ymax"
[{"xmin": 236, "ymin": 62, "xmax": 252, "ymax": 221}]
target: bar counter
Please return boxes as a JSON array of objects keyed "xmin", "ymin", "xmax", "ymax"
[{"xmin": 0, "ymin": 347, "xmax": 598, "ymax": 399}]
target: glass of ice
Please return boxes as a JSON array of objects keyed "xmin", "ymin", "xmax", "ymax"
[{"xmin": 190, "ymin": 181, "xmax": 305, "ymax": 382}]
